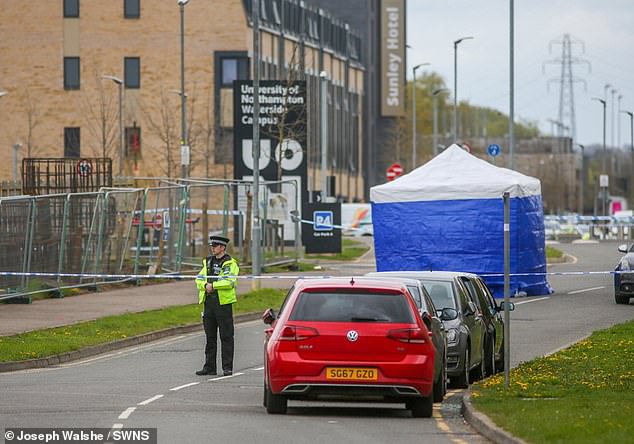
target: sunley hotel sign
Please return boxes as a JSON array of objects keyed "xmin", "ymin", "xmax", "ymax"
[{"xmin": 380, "ymin": 0, "xmax": 405, "ymax": 117}]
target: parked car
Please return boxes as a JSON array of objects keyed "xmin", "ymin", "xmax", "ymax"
[
  {"xmin": 366, "ymin": 271, "xmax": 486, "ymax": 388},
  {"xmin": 262, "ymin": 277, "xmax": 437, "ymax": 417},
  {"xmin": 454, "ymin": 273, "xmax": 509, "ymax": 375},
  {"xmin": 360, "ymin": 276, "xmax": 448, "ymax": 402},
  {"xmin": 614, "ymin": 244, "xmax": 634, "ymax": 304}
]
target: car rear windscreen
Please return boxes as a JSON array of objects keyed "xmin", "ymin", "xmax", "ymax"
[{"xmin": 289, "ymin": 291, "xmax": 415, "ymax": 323}]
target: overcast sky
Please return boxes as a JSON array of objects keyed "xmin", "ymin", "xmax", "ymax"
[{"xmin": 406, "ymin": 0, "xmax": 634, "ymax": 148}]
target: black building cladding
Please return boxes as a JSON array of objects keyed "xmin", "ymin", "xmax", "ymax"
[
  {"xmin": 307, "ymin": 0, "xmax": 403, "ymax": 197},
  {"xmin": 242, "ymin": 0, "xmax": 404, "ymax": 199},
  {"xmin": 240, "ymin": 0, "xmax": 365, "ymax": 201},
  {"xmin": 242, "ymin": 0, "xmax": 362, "ymax": 61}
]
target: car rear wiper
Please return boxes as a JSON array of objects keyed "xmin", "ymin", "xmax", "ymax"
[{"xmin": 349, "ymin": 316, "xmax": 390, "ymax": 322}]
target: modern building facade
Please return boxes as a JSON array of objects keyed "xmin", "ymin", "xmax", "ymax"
[{"xmin": 0, "ymin": 0, "xmax": 366, "ymax": 201}]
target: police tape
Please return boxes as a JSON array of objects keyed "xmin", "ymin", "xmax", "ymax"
[
  {"xmin": 293, "ymin": 215, "xmax": 369, "ymax": 233},
  {"xmin": 0, "ymin": 270, "xmax": 627, "ymax": 280}
]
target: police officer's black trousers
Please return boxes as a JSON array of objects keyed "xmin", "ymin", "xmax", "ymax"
[{"xmin": 202, "ymin": 296, "xmax": 234, "ymax": 373}]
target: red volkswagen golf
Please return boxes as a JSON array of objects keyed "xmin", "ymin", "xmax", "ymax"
[{"xmin": 262, "ymin": 277, "xmax": 436, "ymax": 417}]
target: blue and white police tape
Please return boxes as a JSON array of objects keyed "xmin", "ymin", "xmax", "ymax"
[
  {"xmin": 293, "ymin": 216, "xmax": 370, "ymax": 233},
  {"xmin": 0, "ymin": 270, "xmax": 628, "ymax": 280}
]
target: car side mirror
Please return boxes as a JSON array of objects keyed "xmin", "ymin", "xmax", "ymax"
[
  {"xmin": 618, "ymin": 244, "xmax": 628, "ymax": 253},
  {"xmin": 262, "ymin": 308, "xmax": 277, "ymax": 325},
  {"xmin": 498, "ymin": 301, "xmax": 515, "ymax": 312},
  {"xmin": 440, "ymin": 307, "xmax": 458, "ymax": 321}
]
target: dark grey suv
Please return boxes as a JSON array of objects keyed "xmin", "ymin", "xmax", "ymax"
[{"xmin": 367, "ymin": 271, "xmax": 486, "ymax": 388}]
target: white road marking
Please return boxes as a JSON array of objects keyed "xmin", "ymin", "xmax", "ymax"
[
  {"xmin": 208, "ymin": 372, "xmax": 244, "ymax": 381},
  {"xmin": 137, "ymin": 394, "xmax": 164, "ymax": 405},
  {"xmin": 111, "ymin": 424, "xmax": 123, "ymax": 429},
  {"xmin": 170, "ymin": 382, "xmax": 200, "ymax": 391},
  {"xmin": 514, "ymin": 296, "xmax": 550, "ymax": 305},
  {"xmin": 251, "ymin": 366, "xmax": 264, "ymax": 371},
  {"xmin": 118, "ymin": 407, "xmax": 136, "ymax": 419},
  {"xmin": 567, "ymin": 286, "xmax": 605, "ymax": 295}
]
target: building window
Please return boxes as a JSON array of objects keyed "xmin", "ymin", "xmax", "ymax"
[
  {"xmin": 64, "ymin": 57, "xmax": 80, "ymax": 90},
  {"xmin": 125, "ymin": 125, "xmax": 142, "ymax": 157},
  {"xmin": 64, "ymin": 0, "xmax": 79, "ymax": 18},
  {"xmin": 124, "ymin": 57, "xmax": 140, "ymax": 89},
  {"xmin": 64, "ymin": 127, "xmax": 81, "ymax": 157},
  {"xmin": 221, "ymin": 57, "xmax": 249, "ymax": 87},
  {"xmin": 124, "ymin": 0, "xmax": 140, "ymax": 18}
]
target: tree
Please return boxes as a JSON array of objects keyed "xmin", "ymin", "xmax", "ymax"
[
  {"xmin": 81, "ymin": 64, "xmax": 118, "ymax": 159},
  {"xmin": 142, "ymin": 87, "xmax": 179, "ymax": 177}
]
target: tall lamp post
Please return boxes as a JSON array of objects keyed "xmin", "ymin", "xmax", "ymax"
[
  {"xmin": 453, "ymin": 36, "xmax": 473, "ymax": 142},
  {"xmin": 611, "ymin": 88, "xmax": 617, "ymax": 148},
  {"xmin": 577, "ymin": 144, "xmax": 584, "ymax": 215},
  {"xmin": 178, "ymin": 0, "xmax": 190, "ymax": 178},
  {"xmin": 101, "ymin": 76, "xmax": 123, "ymax": 176},
  {"xmin": 432, "ymin": 88, "xmax": 448, "ymax": 156},
  {"xmin": 411, "ymin": 63, "xmax": 429, "ymax": 170},
  {"xmin": 593, "ymin": 97, "xmax": 607, "ymax": 216},
  {"xmin": 621, "ymin": 110, "xmax": 634, "ymax": 207}
]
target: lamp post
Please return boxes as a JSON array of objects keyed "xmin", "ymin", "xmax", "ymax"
[
  {"xmin": 593, "ymin": 97, "xmax": 607, "ymax": 216},
  {"xmin": 618, "ymin": 94, "xmax": 623, "ymax": 148},
  {"xmin": 453, "ymin": 36, "xmax": 473, "ymax": 142},
  {"xmin": 412, "ymin": 63, "xmax": 429, "ymax": 170},
  {"xmin": 101, "ymin": 76, "xmax": 123, "ymax": 176},
  {"xmin": 577, "ymin": 144, "xmax": 584, "ymax": 215},
  {"xmin": 621, "ymin": 110, "xmax": 634, "ymax": 208},
  {"xmin": 12, "ymin": 142, "xmax": 22, "ymax": 182},
  {"xmin": 432, "ymin": 88, "xmax": 448, "ymax": 157},
  {"xmin": 611, "ymin": 88, "xmax": 617, "ymax": 148},
  {"xmin": 178, "ymin": 0, "xmax": 190, "ymax": 178},
  {"xmin": 320, "ymin": 71, "xmax": 328, "ymax": 199}
]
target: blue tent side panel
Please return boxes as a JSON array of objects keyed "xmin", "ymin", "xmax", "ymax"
[{"xmin": 371, "ymin": 196, "xmax": 552, "ymax": 298}]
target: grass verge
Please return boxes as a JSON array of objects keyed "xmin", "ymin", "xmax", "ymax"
[
  {"xmin": 471, "ymin": 319, "xmax": 634, "ymax": 443},
  {"xmin": 546, "ymin": 245, "xmax": 564, "ymax": 259},
  {"xmin": 0, "ymin": 288, "xmax": 287, "ymax": 363}
]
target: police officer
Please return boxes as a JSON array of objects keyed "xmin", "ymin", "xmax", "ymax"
[{"xmin": 195, "ymin": 235, "xmax": 239, "ymax": 376}]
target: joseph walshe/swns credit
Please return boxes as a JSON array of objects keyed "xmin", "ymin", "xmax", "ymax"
[{"xmin": 4, "ymin": 428, "xmax": 157, "ymax": 444}]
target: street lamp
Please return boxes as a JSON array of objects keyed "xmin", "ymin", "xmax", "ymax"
[
  {"xmin": 577, "ymin": 144, "xmax": 585, "ymax": 215},
  {"xmin": 101, "ymin": 76, "xmax": 123, "ymax": 176},
  {"xmin": 432, "ymin": 88, "xmax": 448, "ymax": 157},
  {"xmin": 593, "ymin": 97, "xmax": 607, "ymax": 216},
  {"xmin": 621, "ymin": 110, "xmax": 634, "ymax": 207},
  {"xmin": 453, "ymin": 36, "xmax": 473, "ymax": 142},
  {"xmin": 611, "ymin": 87, "xmax": 617, "ymax": 148},
  {"xmin": 618, "ymin": 94, "xmax": 623, "ymax": 148},
  {"xmin": 178, "ymin": 0, "xmax": 190, "ymax": 178},
  {"xmin": 412, "ymin": 62, "xmax": 430, "ymax": 170},
  {"xmin": 12, "ymin": 142, "xmax": 22, "ymax": 182}
]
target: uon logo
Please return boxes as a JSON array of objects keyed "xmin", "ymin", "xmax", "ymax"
[{"xmin": 314, "ymin": 211, "xmax": 334, "ymax": 231}]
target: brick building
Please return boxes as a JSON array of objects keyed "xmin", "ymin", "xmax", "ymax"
[{"xmin": 0, "ymin": 0, "xmax": 366, "ymax": 201}]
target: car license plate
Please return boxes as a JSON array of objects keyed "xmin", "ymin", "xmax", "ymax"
[{"xmin": 326, "ymin": 367, "xmax": 378, "ymax": 381}]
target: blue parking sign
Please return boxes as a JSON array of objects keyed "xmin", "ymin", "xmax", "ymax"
[{"xmin": 314, "ymin": 211, "xmax": 334, "ymax": 231}]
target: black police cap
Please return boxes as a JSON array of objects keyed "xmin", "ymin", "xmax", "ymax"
[{"xmin": 209, "ymin": 235, "xmax": 230, "ymax": 246}]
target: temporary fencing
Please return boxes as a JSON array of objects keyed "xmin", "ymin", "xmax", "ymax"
[{"xmin": 0, "ymin": 178, "xmax": 302, "ymax": 302}]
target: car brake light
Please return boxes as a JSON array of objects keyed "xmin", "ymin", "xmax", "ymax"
[
  {"xmin": 278, "ymin": 325, "xmax": 319, "ymax": 341},
  {"xmin": 387, "ymin": 328, "xmax": 428, "ymax": 344}
]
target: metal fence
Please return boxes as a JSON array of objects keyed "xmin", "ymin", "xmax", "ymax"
[{"xmin": 0, "ymin": 178, "xmax": 301, "ymax": 302}]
